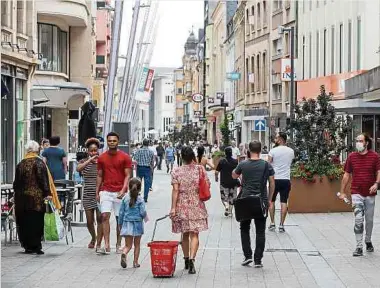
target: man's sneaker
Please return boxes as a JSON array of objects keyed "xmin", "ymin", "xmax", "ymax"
[
  {"xmin": 241, "ymin": 258, "xmax": 253, "ymax": 266},
  {"xmin": 278, "ymin": 225, "xmax": 285, "ymax": 233},
  {"xmin": 366, "ymin": 242, "xmax": 374, "ymax": 252},
  {"xmin": 224, "ymin": 208, "xmax": 229, "ymax": 217},
  {"xmin": 254, "ymin": 261, "xmax": 263, "ymax": 268},
  {"xmin": 353, "ymin": 247, "xmax": 363, "ymax": 257},
  {"xmin": 268, "ymin": 224, "xmax": 276, "ymax": 231}
]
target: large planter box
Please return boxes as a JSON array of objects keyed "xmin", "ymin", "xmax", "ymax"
[{"xmin": 288, "ymin": 176, "xmax": 352, "ymax": 213}]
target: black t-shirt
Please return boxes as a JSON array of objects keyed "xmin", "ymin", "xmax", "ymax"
[
  {"xmin": 156, "ymin": 146, "xmax": 165, "ymax": 156},
  {"xmin": 234, "ymin": 159, "xmax": 275, "ymax": 203},
  {"xmin": 216, "ymin": 157, "xmax": 239, "ymax": 188}
]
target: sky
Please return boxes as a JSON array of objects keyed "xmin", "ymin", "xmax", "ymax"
[{"xmin": 119, "ymin": 0, "xmax": 204, "ymax": 69}]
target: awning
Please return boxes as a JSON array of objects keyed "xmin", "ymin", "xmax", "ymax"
[
  {"xmin": 331, "ymin": 98, "xmax": 380, "ymax": 114},
  {"xmin": 31, "ymin": 82, "xmax": 90, "ymax": 109}
]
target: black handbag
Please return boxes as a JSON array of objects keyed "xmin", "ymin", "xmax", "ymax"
[{"xmin": 233, "ymin": 161, "xmax": 268, "ymax": 222}]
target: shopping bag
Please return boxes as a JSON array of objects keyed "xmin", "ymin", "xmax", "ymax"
[
  {"xmin": 44, "ymin": 201, "xmax": 65, "ymax": 241},
  {"xmin": 198, "ymin": 166, "xmax": 211, "ymax": 202}
]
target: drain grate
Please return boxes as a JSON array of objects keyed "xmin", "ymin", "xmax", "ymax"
[{"xmin": 266, "ymin": 248, "xmax": 298, "ymax": 253}]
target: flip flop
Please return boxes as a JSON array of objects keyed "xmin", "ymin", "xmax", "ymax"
[
  {"xmin": 121, "ymin": 254, "xmax": 127, "ymax": 268},
  {"xmin": 133, "ymin": 263, "xmax": 140, "ymax": 268},
  {"xmin": 88, "ymin": 241, "xmax": 96, "ymax": 249}
]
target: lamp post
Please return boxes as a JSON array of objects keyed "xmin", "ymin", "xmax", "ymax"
[{"xmin": 278, "ymin": 25, "xmax": 295, "ymax": 142}]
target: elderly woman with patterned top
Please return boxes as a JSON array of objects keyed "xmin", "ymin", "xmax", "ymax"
[
  {"xmin": 76, "ymin": 138, "xmax": 104, "ymax": 253},
  {"xmin": 13, "ymin": 141, "xmax": 52, "ymax": 255}
]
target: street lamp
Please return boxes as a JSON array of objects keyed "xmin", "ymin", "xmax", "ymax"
[{"xmin": 278, "ymin": 25, "xmax": 295, "ymax": 142}]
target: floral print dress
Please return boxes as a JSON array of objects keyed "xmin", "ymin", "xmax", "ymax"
[{"xmin": 171, "ymin": 164, "xmax": 209, "ymax": 233}]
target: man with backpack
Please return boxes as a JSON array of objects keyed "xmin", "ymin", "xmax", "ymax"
[{"xmin": 232, "ymin": 141, "xmax": 275, "ymax": 268}]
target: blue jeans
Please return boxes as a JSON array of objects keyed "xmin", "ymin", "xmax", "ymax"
[{"xmin": 136, "ymin": 166, "xmax": 152, "ymax": 201}]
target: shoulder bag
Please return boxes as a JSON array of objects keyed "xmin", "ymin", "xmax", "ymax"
[
  {"xmin": 233, "ymin": 161, "xmax": 268, "ymax": 222},
  {"xmin": 198, "ymin": 165, "xmax": 211, "ymax": 202}
]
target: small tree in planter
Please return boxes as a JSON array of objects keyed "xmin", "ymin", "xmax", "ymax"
[
  {"xmin": 219, "ymin": 115, "xmax": 231, "ymax": 148},
  {"xmin": 288, "ymin": 85, "xmax": 353, "ymax": 183}
]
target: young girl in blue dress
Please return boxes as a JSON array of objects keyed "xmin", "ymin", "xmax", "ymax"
[{"xmin": 118, "ymin": 177, "xmax": 147, "ymax": 268}]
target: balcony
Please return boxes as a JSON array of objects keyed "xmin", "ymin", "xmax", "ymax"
[
  {"xmin": 345, "ymin": 66, "xmax": 380, "ymax": 102},
  {"xmin": 36, "ymin": 0, "xmax": 89, "ymax": 27}
]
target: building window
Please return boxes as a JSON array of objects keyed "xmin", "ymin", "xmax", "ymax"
[
  {"xmin": 309, "ymin": 0, "xmax": 312, "ymax": 11},
  {"xmin": 177, "ymin": 88, "xmax": 183, "ymax": 94},
  {"xmin": 256, "ymin": 54, "xmax": 260, "ymax": 91},
  {"xmin": 246, "ymin": 9, "xmax": 250, "ymax": 34},
  {"xmin": 165, "ymin": 95, "xmax": 173, "ymax": 103},
  {"xmin": 96, "ymin": 55, "xmax": 105, "ymax": 64},
  {"xmin": 250, "ymin": 56, "xmax": 255, "ymax": 92},
  {"xmin": 250, "ymin": 6, "xmax": 255, "ymax": 32},
  {"xmin": 316, "ymin": 31, "xmax": 319, "ymax": 77},
  {"xmin": 273, "ymin": 38, "xmax": 283, "ymax": 56},
  {"xmin": 331, "ymin": 25, "xmax": 335, "ymax": 74},
  {"xmin": 357, "ymin": 17, "xmax": 361, "ymax": 70},
  {"xmin": 38, "ymin": 23, "xmax": 68, "ymax": 74},
  {"xmin": 339, "ymin": 23, "xmax": 343, "ymax": 73},
  {"xmin": 17, "ymin": 0, "xmax": 25, "ymax": 34},
  {"xmin": 302, "ymin": 35, "xmax": 305, "ymax": 79},
  {"xmin": 262, "ymin": 52, "xmax": 267, "ymax": 90},
  {"xmin": 257, "ymin": 3, "xmax": 261, "ymax": 29},
  {"xmin": 323, "ymin": 29, "xmax": 327, "ymax": 76},
  {"xmin": 263, "ymin": 1, "xmax": 267, "ymax": 26},
  {"xmin": 348, "ymin": 20, "xmax": 352, "ymax": 71},
  {"xmin": 309, "ymin": 33, "xmax": 312, "ymax": 78},
  {"xmin": 273, "ymin": 84, "xmax": 282, "ymax": 100},
  {"xmin": 245, "ymin": 58, "xmax": 249, "ymax": 91},
  {"xmin": 274, "ymin": 0, "xmax": 282, "ymax": 11}
]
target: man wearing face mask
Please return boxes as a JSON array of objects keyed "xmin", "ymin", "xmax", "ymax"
[{"xmin": 339, "ymin": 133, "xmax": 380, "ymax": 257}]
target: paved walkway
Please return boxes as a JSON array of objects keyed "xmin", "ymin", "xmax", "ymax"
[{"xmin": 2, "ymin": 169, "xmax": 380, "ymax": 288}]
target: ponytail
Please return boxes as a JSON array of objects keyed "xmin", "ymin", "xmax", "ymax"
[{"xmin": 128, "ymin": 177, "xmax": 142, "ymax": 207}]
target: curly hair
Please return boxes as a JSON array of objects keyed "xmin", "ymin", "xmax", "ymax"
[
  {"xmin": 181, "ymin": 146, "xmax": 196, "ymax": 164},
  {"xmin": 85, "ymin": 137, "xmax": 100, "ymax": 148}
]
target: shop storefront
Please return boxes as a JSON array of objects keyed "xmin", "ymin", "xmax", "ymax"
[
  {"xmin": 1, "ymin": 63, "xmax": 28, "ymax": 183},
  {"xmin": 350, "ymin": 114, "xmax": 380, "ymax": 154}
]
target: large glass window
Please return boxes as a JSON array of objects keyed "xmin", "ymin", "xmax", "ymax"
[
  {"xmin": 38, "ymin": 23, "xmax": 68, "ymax": 73},
  {"xmin": 375, "ymin": 115, "xmax": 380, "ymax": 153}
]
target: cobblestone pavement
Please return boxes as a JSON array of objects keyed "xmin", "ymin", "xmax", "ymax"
[{"xmin": 2, "ymin": 169, "xmax": 380, "ymax": 288}]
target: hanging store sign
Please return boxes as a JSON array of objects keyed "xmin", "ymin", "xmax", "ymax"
[
  {"xmin": 208, "ymin": 97, "xmax": 215, "ymax": 104},
  {"xmin": 135, "ymin": 67, "xmax": 155, "ymax": 102},
  {"xmin": 248, "ymin": 73, "xmax": 255, "ymax": 83},
  {"xmin": 281, "ymin": 59, "xmax": 297, "ymax": 82},
  {"xmin": 226, "ymin": 113, "xmax": 234, "ymax": 121},
  {"xmin": 226, "ymin": 72, "xmax": 241, "ymax": 80},
  {"xmin": 194, "ymin": 111, "xmax": 202, "ymax": 118},
  {"xmin": 216, "ymin": 92, "xmax": 225, "ymax": 99},
  {"xmin": 192, "ymin": 93, "xmax": 204, "ymax": 103}
]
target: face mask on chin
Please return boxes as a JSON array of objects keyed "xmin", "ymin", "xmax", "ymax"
[{"xmin": 356, "ymin": 142, "xmax": 365, "ymax": 152}]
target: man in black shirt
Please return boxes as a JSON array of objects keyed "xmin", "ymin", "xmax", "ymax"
[
  {"xmin": 215, "ymin": 147, "xmax": 239, "ymax": 217},
  {"xmin": 232, "ymin": 141, "xmax": 275, "ymax": 268},
  {"xmin": 156, "ymin": 142, "xmax": 165, "ymax": 170}
]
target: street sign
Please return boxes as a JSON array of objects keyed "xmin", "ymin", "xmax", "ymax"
[
  {"xmin": 226, "ymin": 72, "xmax": 241, "ymax": 80},
  {"xmin": 208, "ymin": 97, "xmax": 215, "ymax": 104},
  {"xmin": 192, "ymin": 93, "xmax": 204, "ymax": 103},
  {"xmin": 216, "ymin": 92, "xmax": 224, "ymax": 99},
  {"xmin": 199, "ymin": 117, "xmax": 207, "ymax": 122},
  {"xmin": 228, "ymin": 121, "xmax": 235, "ymax": 130},
  {"xmin": 194, "ymin": 111, "xmax": 202, "ymax": 118},
  {"xmin": 226, "ymin": 113, "xmax": 234, "ymax": 121},
  {"xmin": 254, "ymin": 119, "xmax": 266, "ymax": 131}
]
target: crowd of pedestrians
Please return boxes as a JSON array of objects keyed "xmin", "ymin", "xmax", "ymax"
[{"xmin": 11, "ymin": 131, "xmax": 380, "ymax": 275}]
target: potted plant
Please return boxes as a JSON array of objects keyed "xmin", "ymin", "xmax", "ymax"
[
  {"xmin": 287, "ymin": 85, "xmax": 353, "ymax": 213},
  {"xmin": 211, "ymin": 150, "xmax": 225, "ymax": 167}
]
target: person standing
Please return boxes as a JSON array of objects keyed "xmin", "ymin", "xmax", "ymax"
[
  {"xmin": 166, "ymin": 142, "xmax": 176, "ymax": 173},
  {"xmin": 176, "ymin": 142, "xmax": 183, "ymax": 167},
  {"xmin": 230, "ymin": 141, "xmax": 241, "ymax": 160},
  {"xmin": 268, "ymin": 132, "xmax": 294, "ymax": 233},
  {"xmin": 133, "ymin": 139, "xmax": 154, "ymax": 203},
  {"xmin": 76, "ymin": 138, "xmax": 103, "ymax": 252},
  {"xmin": 170, "ymin": 147, "xmax": 209, "ymax": 274},
  {"xmin": 215, "ymin": 147, "xmax": 239, "ymax": 217},
  {"xmin": 156, "ymin": 142, "xmax": 165, "ymax": 170},
  {"xmin": 232, "ymin": 141, "xmax": 275, "ymax": 268},
  {"xmin": 96, "ymin": 132, "xmax": 132, "ymax": 254},
  {"xmin": 13, "ymin": 141, "xmax": 52, "ymax": 254},
  {"xmin": 339, "ymin": 133, "xmax": 380, "ymax": 257},
  {"xmin": 42, "ymin": 136, "xmax": 67, "ymax": 180}
]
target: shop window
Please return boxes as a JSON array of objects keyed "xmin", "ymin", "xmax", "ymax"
[
  {"xmin": 375, "ymin": 115, "xmax": 380, "ymax": 153},
  {"xmin": 38, "ymin": 23, "xmax": 68, "ymax": 74},
  {"xmin": 362, "ymin": 115, "xmax": 374, "ymax": 139}
]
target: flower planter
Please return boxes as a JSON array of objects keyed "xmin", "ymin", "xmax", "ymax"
[{"xmin": 288, "ymin": 176, "xmax": 352, "ymax": 213}]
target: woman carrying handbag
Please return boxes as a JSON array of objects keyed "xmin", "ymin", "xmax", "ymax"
[{"xmin": 232, "ymin": 141, "xmax": 275, "ymax": 268}]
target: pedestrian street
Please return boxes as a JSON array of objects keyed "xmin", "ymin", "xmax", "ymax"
[{"xmin": 2, "ymin": 169, "xmax": 380, "ymax": 288}]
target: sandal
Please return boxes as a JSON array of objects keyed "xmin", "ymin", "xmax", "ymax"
[
  {"xmin": 96, "ymin": 247, "xmax": 105, "ymax": 254},
  {"xmin": 121, "ymin": 254, "xmax": 127, "ymax": 268},
  {"xmin": 88, "ymin": 241, "xmax": 96, "ymax": 249},
  {"xmin": 133, "ymin": 263, "xmax": 140, "ymax": 268},
  {"xmin": 104, "ymin": 247, "xmax": 111, "ymax": 255}
]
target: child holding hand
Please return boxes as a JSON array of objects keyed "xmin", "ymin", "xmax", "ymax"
[{"xmin": 118, "ymin": 177, "xmax": 147, "ymax": 268}]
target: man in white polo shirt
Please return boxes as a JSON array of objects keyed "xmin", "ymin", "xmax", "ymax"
[{"xmin": 268, "ymin": 132, "xmax": 294, "ymax": 233}]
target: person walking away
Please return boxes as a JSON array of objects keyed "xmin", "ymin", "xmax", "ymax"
[
  {"xmin": 40, "ymin": 138, "xmax": 49, "ymax": 156},
  {"xmin": 339, "ymin": 133, "xmax": 380, "ymax": 257},
  {"xmin": 42, "ymin": 136, "xmax": 67, "ymax": 180},
  {"xmin": 76, "ymin": 138, "xmax": 103, "ymax": 253},
  {"xmin": 262, "ymin": 146, "xmax": 269, "ymax": 154},
  {"xmin": 215, "ymin": 147, "xmax": 239, "ymax": 217},
  {"xmin": 148, "ymin": 140, "xmax": 158, "ymax": 192},
  {"xmin": 118, "ymin": 177, "xmax": 147, "ymax": 268},
  {"xmin": 96, "ymin": 132, "xmax": 132, "ymax": 254},
  {"xmin": 232, "ymin": 141, "xmax": 275, "ymax": 268},
  {"xmin": 170, "ymin": 147, "xmax": 209, "ymax": 274},
  {"xmin": 268, "ymin": 132, "xmax": 294, "ymax": 233},
  {"xmin": 176, "ymin": 142, "xmax": 183, "ymax": 167},
  {"xmin": 230, "ymin": 141, "xmax": 241, "ymax": 160},
  {"xmin": 13, "ymin": 141, "xmax": 54, "ymax": 254},
  {"xmin": 156, "ymin": 142, "xmax": 165, "ymax": 170},
  {"xmin": 166, "ymin": 142, "xmax": 176, "ymax": 173},
  {"xmin": 196, "ymin": 146, "xmax": 214, "ymax": 170},
  {"xmin": 133, "ymin": 139, "xmax": 154, "ymax": 203},
  {"xmin": 211, "ymin": 144, "xmax": 219, "ymax": 155}
]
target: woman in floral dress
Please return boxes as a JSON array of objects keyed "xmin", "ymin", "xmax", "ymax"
[{"xmin": 170, "ymin": 146, "xmax": 209, "ymax": 275}]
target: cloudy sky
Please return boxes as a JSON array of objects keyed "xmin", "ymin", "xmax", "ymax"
[{"xmin": 119, "ymin": 0, "xmax": 204, "ymax": 68}]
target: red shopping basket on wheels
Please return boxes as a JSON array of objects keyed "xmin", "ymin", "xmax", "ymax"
[{"xmin": 147, "ymin": 215, "xmax": 180, "ymax": 277}]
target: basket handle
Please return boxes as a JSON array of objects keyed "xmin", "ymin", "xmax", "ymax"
[{"xmin": 151, "ymin": 214, "xmax": 169, "ymax": 242}]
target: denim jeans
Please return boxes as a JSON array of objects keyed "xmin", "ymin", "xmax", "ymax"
[
  {"xmin": 136, "ymin": 166, "xmax": 152, "ymax": 201},
  {"xmin": 157, "ymin": 155, "xmax": 163, "ymax": 170},
  {"xmin": 240, "ymin": 217, "xmax": 266, "ymax": 261}
]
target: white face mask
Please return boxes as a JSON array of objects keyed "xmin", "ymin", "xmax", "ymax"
[{"xmin": 356, "ymin": 142, "xmax": 365, "ymax": 152}]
